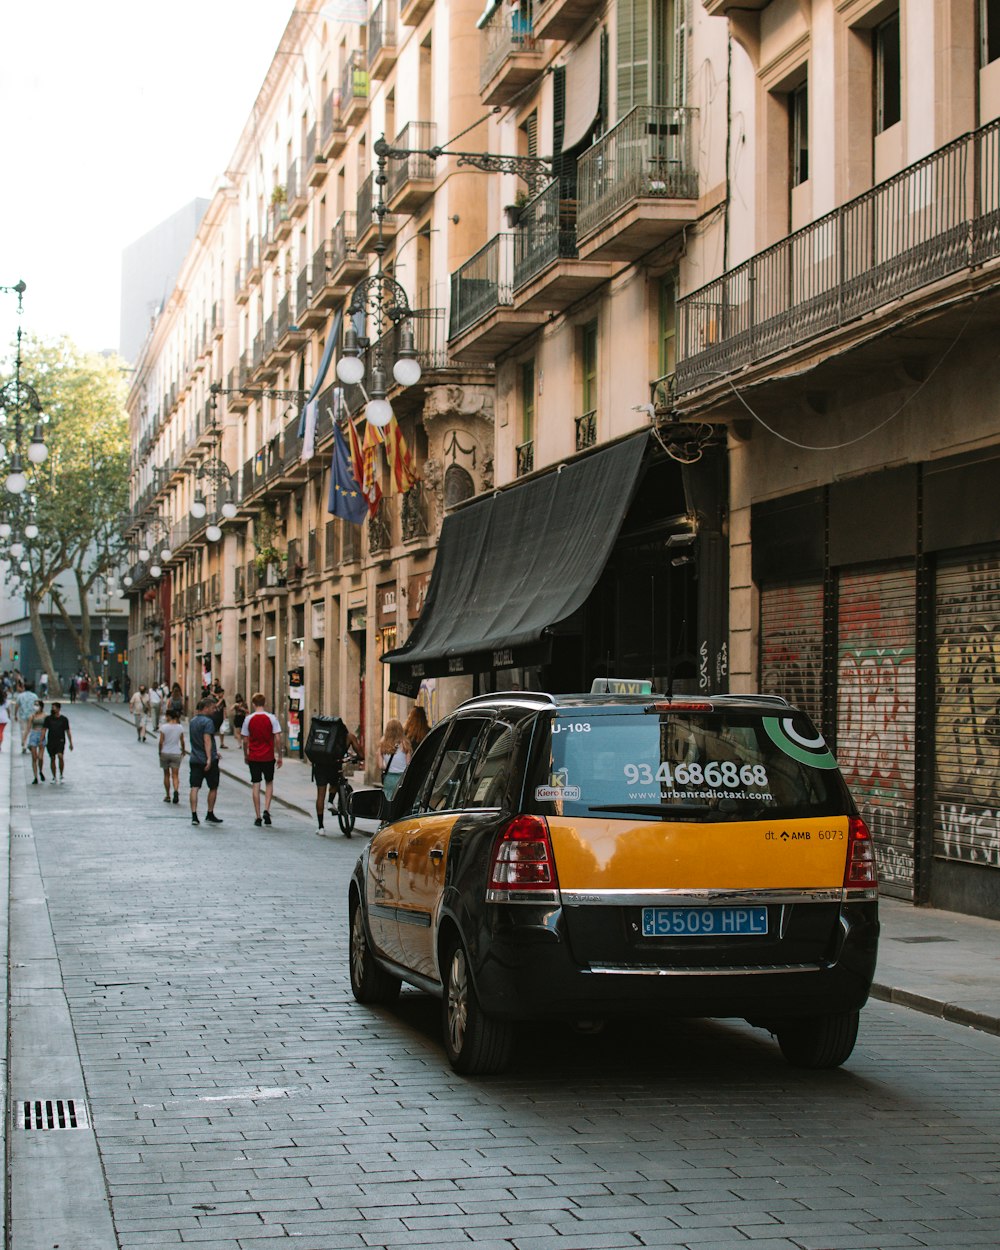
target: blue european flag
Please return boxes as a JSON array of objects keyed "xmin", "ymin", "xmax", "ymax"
[{"xmin": 328, "ymin": 421, "xmax": 367, "ymax": 524}]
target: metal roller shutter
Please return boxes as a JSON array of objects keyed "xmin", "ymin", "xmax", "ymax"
[
  {"xmin": 836, "ymin": 565, "xmax": 916, "ymax": 900},
  {"xmin": 759, "ymin": 581, "xmax": 824, "ymax": 730},
  {"xmin": 934, "ymin": 553, "xmax": 1000, "ymax": 869}
]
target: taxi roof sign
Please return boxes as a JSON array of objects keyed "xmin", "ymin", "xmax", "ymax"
[{"xmin": 590, "ymin": 677, "xmax": 654, "ymax": 695}]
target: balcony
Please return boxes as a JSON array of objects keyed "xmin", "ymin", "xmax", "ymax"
[
  {"xmin": 511, "ymin": 179, "xmax": 612, "ymax": 310},
  {"xmin": 534, "ymin": 0, "xmax": 600, "ymax": 41},
  {"xmin": 448, "ymin": 233, "xmax": 546, "ymax": 361},
  {"xmin": 246, "ymin": 237, "xmax": 261, "ymax": 287},
  {"xmin": 234, "ymin": 261, "xmax": 249, "ymax": 305},
  {"xmin": 287, "ymin": 159, "xmax": 308, "ymax": 217},
  {"xmin": 211, "ymin": 301, "xmax": 225, "ymax": 340},
  {"xmin": 516, "ymin": 439, "xmax": 535, "ymax": 477},
  {"xmin": 400, "ymin": 0, "xmax": 433, "ymax": 28},
  {"xmin": 357, "ymin": 171, "xmax": 398, "ymax": 251},
  {"xmin": 275, "ymin": 291, "xmax": 308, "ymax": 358},
  {"xmin": 574, "ymin": 409, "xmax": 597, "ymax": 451},
  {"xmin": 255, "ymin": 316, "xmax": 279, "ymax": 381},
  {"xmin": 320, "ymin": 88, "xmax": 346, "ymax": 159},
  {"xmin": 480, "ymin": 2, "xmax": 547, "ymax": 107},
  {"xmin": 341, "ymin": 52, "xmax": 369, "ymax": 128},
  {"xmin": 265, "ymin": 201, "xmax": 290, "ymax": 259},
  {"xmin": 386, "ymin": 122, "xmax": 436, "ymax": 213},
  {"xmin": 306, "ymin": 124, "xmax": 327, "ymax": 187},
  {"xmin": 227, "ymin": 358, "xmax": 252, "ymax": 412},
  {"xmin": 576, "ymin": 105, "xmax": 699, "ymax": 260},
  {"xmin": 369, "ymin": 496, "xmax": 394, "ymax": 557},
  {"xmin": 367, "ymin": 0, "xmax": 397, "ymax": 80},
  {"xmin": 675, "ymin": 117, "xmax": 1000, "ymax": 397},
  {"xmin": 401, "ymin": 480, "xmax": 431, "ymax": 543}
]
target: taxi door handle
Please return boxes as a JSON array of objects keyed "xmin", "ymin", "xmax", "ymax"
[
  {"xmin": 386, "ymin": 850, "xmax": 399, "ymax": 860},
  {"xmin": 429, "ymin": 848, "xmax": 444, "ymax": 861}
]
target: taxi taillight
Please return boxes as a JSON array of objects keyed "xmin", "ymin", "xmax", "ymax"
[
  {"xmin": 844, "ymin": 817, "xmax": 878, "ymax": 895},
  {"xmin": 486, "ymin": 814, "xmax": 560, "ymax": 902}
]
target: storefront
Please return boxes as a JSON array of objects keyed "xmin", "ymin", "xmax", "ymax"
[
  {"xmin": 384, "ymin": 431, "xmax": 730, "ymax": 703},
  {"xmin": 754, "ymin": 449, "xmax": 1000, "ymax": 918}
]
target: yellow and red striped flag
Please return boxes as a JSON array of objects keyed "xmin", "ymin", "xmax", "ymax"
[
  {"xmin": 385, "ymin": 415, "xmax": 418, "ymax": 493},
  {"xmin": 347, "ymin": 416, "xmax": 381, "ymax": 517}
]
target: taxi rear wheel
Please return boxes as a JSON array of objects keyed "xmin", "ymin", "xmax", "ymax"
[
  {"xmin": 776, "ymin": 1009, "xmax": 860, "ymax": 1069},
  {"xmin": 442, "ymin": 937, "xmax": 513, "ymax": 1075},
  {"xmin": 349, "ymin": 895, "xmax": 401, "ymax": 1005}
]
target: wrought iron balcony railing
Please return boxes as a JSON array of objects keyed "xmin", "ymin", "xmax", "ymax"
[
  {"xmin": 577, "ymin": 105, "xmax": 698, "ymax": 239},
  {"xmin": 367, "ymin": 0, "xmax": 396, "ymax": 66},
  {"xmin": 401, "ymin": 480, "xmax": 430, "ymax": 542},
  {"xmin": 513, "ymin": 178, "xmax": 578, "ymax": 290},
  {"xmin": 341, "ymin": 50, "xmax": 368, "ymax": 111},
  {"xmin": 516, "ymin": 439, "xmax": 535, "ymax": 476},
  {"xmin": 386, "ymin": 121, "xmax": 436, "ymax": 201},
  {"xmin": 677, "ymin": 115, "xmax": 1000, "ymax": 393},
  {"xmin": 369, "ymin": 497, "xmax": 393, "ymax": 555},
  {"xmin": 481, "ymin": 0, "xmax": 537, "ymax": 89},
  {"xmin": 450, "ymin": 233, "xmax": 515, "ymax": 338},
  {"xmin": 574, "ymin": 409, "xmax": 597, "ymax": 451},
  {"xmin": 331, "ymin": 209, "xmax": 360, "ymax": 274}
]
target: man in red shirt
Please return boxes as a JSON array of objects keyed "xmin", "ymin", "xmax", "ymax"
[{"xmin": 240, "ymin": 692, "xmax": 283, "ymax": 827}]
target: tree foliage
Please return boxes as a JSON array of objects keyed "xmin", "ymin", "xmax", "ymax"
[{"xmin": 1, "ymin": 335, "xmax": 129, "ymax": 688}]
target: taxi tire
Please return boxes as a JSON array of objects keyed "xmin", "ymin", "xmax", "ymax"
[
  {"xmin": 349, "ymin": 896, "xmax": 401, "ymax": 1005},
  {"xmin": 776, "ymin": 1009, "xmax": 860, "ymax": 1069},
  {"xmin": 442, "ymin": 937, "xmax": 513, "ymax": 1076}
]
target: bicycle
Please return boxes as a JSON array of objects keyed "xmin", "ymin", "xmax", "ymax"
[{"xmin": 329, "ymin": 753, "xmax": 358, "ymax": 836}]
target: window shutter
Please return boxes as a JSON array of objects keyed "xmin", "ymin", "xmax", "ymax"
[
  {"xmin": 616, "ymin": 0, "xmax": 648, "ymax": 118},
  {"xmin": 672, "ymin": 0, "xmax": 687, "ymax": 106}
]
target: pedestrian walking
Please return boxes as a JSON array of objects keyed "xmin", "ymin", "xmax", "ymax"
[
  {"xmin": 241, "ymin": 692, "xmax": 283, "ymax": 826},
  {"xmin": 148, "ymin": 683, "xmax": 162, "ymax": 733},
  {"xmin": 129, "ymin": 685, "xmax": 150, "ymax": 742},
  {"xmin": 378, "ymin": 718, "xmax": 411, "ymax": 800},
  {"xmin": 188, "ymin": 697, "xmax": 223, "ymax": 826},
  {"xmin": 403, "ymin": 705, "xmax": 430, "ymax": 752},
  {"xmin": 42, "ymin": 702, "xmax": 73, "ymax": 783},
  {"xmin": 79, "ymin": 674, "xmax": 90, "ymax": 702},
  {"xmin": 310, "ymin": 716, "xmax": 361, "ymax": 837},
  {"xmin": 27, "ymin": 700, "xmax": 47, "ymax": 783},
  {"xmin": 168, "ymin": 682, "xmax": 185, "ymax": 720},
  {"xmin": 211, "ymin": 684, "xmax": 229, "ymax": 748},
  {"xmin": 0, "ymin": 688, "xmax": 9, "ymax": 752},
  {"xmin": 39, "ymin": 670, "xmax": 49, "ymax": 697},
  {"xmin": 231, "ymin": 693, "xmax": 249, "ymax": 735},
  {"xmin": 158, "ymin": 708, "xmax": 186, "ymax": 804},
  {"xmin": 16, "ymin": 684, "xmax": 39, "ymax": 754}
]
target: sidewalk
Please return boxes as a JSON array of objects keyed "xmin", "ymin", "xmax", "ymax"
[{"xmin": 30, "ymin": 700, "xmax": 1000, "ymax": 1040}]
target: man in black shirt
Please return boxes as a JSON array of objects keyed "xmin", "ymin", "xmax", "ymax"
[{"xmin": 42, "ymin": 702, "xmax": 73, "ymax": 783}]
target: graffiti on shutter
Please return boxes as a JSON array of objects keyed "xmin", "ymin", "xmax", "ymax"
[
  {"xmin": 837, "ymin": 565, "xmax": 916, "ymax": 898},
  {"xmin": 935, "ymin": 554, "xmax": 1000, "ymax": 869},
  {"xmin": 759, "ymin": 581, "xmax": 824, "ymax": 731}
]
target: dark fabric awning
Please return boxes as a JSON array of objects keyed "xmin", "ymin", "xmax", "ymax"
[{"xmin": 383, "ymin": 432, "xmax": 648, "ymax": 694}]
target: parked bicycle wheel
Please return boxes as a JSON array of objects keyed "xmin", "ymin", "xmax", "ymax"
[{"xmin": 337, "ymin": 777, "xmax": 355, "ymax": 835}]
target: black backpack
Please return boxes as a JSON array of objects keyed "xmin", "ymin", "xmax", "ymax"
[{"xmin": 305, "ymin": 716, "xmax": 348, "ymax": 765}]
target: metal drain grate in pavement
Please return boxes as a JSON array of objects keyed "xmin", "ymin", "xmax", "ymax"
[{"xmin": 16, "ymin": 1099, "xmax": 90, "ymax": 1130}]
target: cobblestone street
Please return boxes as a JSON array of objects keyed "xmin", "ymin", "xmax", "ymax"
[{"xmin": 8, "ymin": 705, "xmax": 1000, "ymax": 1249}]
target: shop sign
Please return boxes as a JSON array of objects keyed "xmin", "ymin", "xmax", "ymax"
[
  {"xmin": 348, "ymin": 608, "xmax": 367, "ymax": 632},
  {"xmin": 377, "ymin": 584, "xmax": 397, "ymax": 627}
]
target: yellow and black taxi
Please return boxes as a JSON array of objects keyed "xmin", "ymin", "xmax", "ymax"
[{"xmin": 348, "ymin": 688, "xmax": 879, "ymax": 1075}]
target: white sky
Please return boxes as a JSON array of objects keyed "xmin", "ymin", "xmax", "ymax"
[{"xmin": 0, "ymin": 2, "xmax": 295, "ymax": 359}]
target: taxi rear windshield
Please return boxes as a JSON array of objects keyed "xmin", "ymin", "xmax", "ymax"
[{"xmin": 533, "ymin": 710, "xmax": 850, "ymax": 821}]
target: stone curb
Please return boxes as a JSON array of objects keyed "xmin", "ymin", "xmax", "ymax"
[{"xmin": 870, "ymin": 982, "xmax": 1000, "ymax": 1037}]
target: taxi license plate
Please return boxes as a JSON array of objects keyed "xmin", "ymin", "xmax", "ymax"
[{"xmin": 642, "ymin": 906, "xmax": 768, "ymax": 938}]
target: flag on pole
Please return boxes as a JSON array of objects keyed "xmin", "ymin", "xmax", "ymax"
[
  {"xmin": 301, "ymin": 398, "xmax": 318, "ymax": 462},
  {"xmin": 327, "ymin": 422, "xmax": 367, "ymax": 524},
  {"xmin": 348, "ymin": 416, "xmax": 382, "ymax": 517},
  {"xmin": 362, "ymin": 418, "xmax": 384, "ymax": 512},
  {"xmin": 384, "ymin": 416, "xmax": 418, "ymax": 493}
]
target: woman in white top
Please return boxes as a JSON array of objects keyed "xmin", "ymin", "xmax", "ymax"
[
  {"xmin": 0, "ymin": 690, "xmax": 9, "ymax": 752},
  {"xmin": 378, "ymin": 718, "xmax": 411, "ymax": 800},
  {"xmin": 158, "ymin": 708, "xmax": 187, "ymax": 804}
]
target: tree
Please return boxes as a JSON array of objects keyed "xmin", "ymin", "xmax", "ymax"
[{"xmin": 0, "ymin": 336, "xmax": 129, "ymax": 695}]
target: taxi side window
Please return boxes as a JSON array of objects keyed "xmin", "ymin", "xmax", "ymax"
[
  {"xmin": 395, "ymin": 724, "xmax": 450, "ymax": 817},
  {"xmin": 425, "ymin": 718, "xmax": 488, "ymax": 813},
  {"xmin": 462, "ymin": 722, "xmax": 516, "ymax": 809}
]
